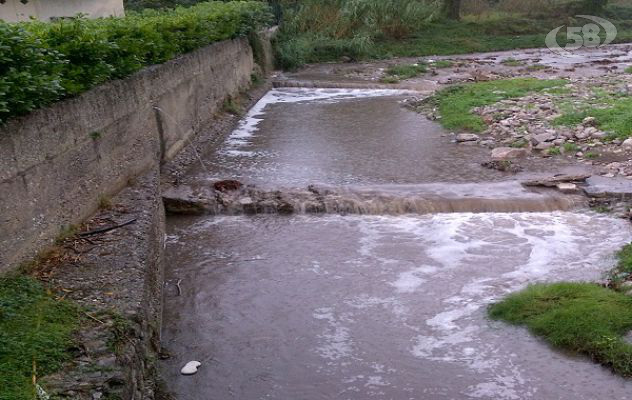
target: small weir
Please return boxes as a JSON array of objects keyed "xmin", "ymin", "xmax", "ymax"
[
  {"xmin": 163, "ymin": 181, "xmax": 584, "ymax": 216},
  {"xmin": 161, "ymin": 87, "xmax": 632, "ymax": 400}
]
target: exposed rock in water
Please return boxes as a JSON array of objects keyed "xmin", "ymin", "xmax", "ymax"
[
  {"xmin": 456, "ymin": 133, "xmax": 479, "ymax": 143},
  {"xmin": 213, "ymin": 179, "xmax": 243, "ymax": 192},
  {"xmin": 556, "ymin": 183, "xmax": 579, "ymax": 194},
  {"xmin": 481, "ymin": 160, "xmax": 523, "ymax": 173},
  {"xmin": 522, "ymin": 174, "xmax": 591, "ymax": 188},
  {"xmin": 491, "ymin": 147, "xmax": 529, "ymax": 161}
]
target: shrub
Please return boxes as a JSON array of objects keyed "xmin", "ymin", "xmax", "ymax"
[
  {"xmin": 274, "ymin": 0, "xmax": 435, "ymax": 68},
  {"xmin": 124, "ymin": 0, "xmax": 205, "ymax": 11},
  {"xmin": 0, "ymin": 24, "xmax": 65, "ymax": 123},
  {"xmin": 0, "ymin": 1, "xmax": 273, "ymax": 123}
]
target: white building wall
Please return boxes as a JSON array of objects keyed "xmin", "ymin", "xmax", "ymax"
[{"xmin": 0, "ymin": 0, "xmax": 124, "ymax": 22}]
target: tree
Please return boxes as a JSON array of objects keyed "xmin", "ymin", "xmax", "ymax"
[{"xmin": 442, "ymin": 0, "xmax": 461, "ymax": 20}]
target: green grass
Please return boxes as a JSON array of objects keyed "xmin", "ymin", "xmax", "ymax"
[
  {"xmin": 425, "ymin": 78, "xmax": 567, "ymax": 132},
  {"xmin": 608, "ymin": 244, "xmax": 632, "ymax": 290},
  {"xmin": 223, "ymin": 98, "xmax": 242, "ymax": 116},
  {"xmin": 563, "ymin": 142, "xmax": 580, "ymax": 153},
  {"xmin": 547, "ymin": 146, "xmax": 561, "ymax": 155},
  {"xmin": 554, "ymin": 97, "xmax": 632, "ymax": 139},
  {"xmin": 501, "ymin": 58, "xmax": 525, "ymax": 67},
  {"xmin": 368, "ymin": 17, "xmax": 632, "ymax": 59},
  {"xmin": 525, "ymin": 64, "xmax": 547, "ymax": 71},
  {"xmin": 381, "ymin": 63, "xmax": 428, "ymax": 82},
  {"xmin": 585, "ymin": 151, "xmax": 600, "ymax": 159},
  {"xmin": 510, "ymin": 138, "xmax": 529, "ymax": 148},
  {"xmin": 0, "ymin": 275, "xmax": 80, "ymax": 399},
  {"xmin": 432, "ymin": 60, "xmax": 454, "ymax": 69},
  {"xmin": 625, "ymin": 66, "xmax": 632, "ymax": 74},
  {"xmin": 489, "ymin": 282, "xmax": 632, "ymax": 377},
  {"xmin": 274, "ymin": 2, "xmax": 632, "ymax": 70}
]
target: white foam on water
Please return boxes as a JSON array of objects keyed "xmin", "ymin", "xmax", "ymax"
[
  {"xmin": 174, "ymin": 212, "xmax": 632, "ymax": 398},
  {"xmin": 224, "ymin": 88, "xmax": 414, "ymax": 156},
  {"xmin": 426, "ymin": 303, "xmax": 480, "ymax": 331},
  {"xmin": 312, "ymin": 307, "xmax": 354, "ymax": 361},
  {"xmin": 390, "ymin": 268, "xmax": 427, "ymax": 293},
  {"xmin": 344, "ymin": 294, "xmax": 408, "ymax": 317},
  {"xmin": 344, "ymin": 212, "xmax": 632, "ymax": 398}
]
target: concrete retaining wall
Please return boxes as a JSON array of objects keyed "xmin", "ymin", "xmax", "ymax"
[{"xmin": 0, "ymin": 36, "xmax": 258, "ymax": 272}]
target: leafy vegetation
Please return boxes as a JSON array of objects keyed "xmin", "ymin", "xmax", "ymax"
[
  {"xmin": 0, "ymin": 1, "xmax": 272, "ymax": 123},
  {"xmin": 626, "ymin": 66, "xmax": 632, "ymax": 74},
  {"xmin": 489, "ymin": 282, "xmax": 632, "ymax": 377},
  {"xmin": 124, "ymin": 0, "xmax": 206, "ymax": 11},
  {"xmin": 273, "ymin": 0, "xmax": 632, "ymax": 70},
  {"xmin": 423, "ymin": 78, "xmax": 567, "ymax": 132},
  {"xmin": 0, "ymin": 275, "xmax": 80, "ymax": 400},
  {"xmin": 273, "ymin": 0, "xmax": 435, "ymax": 69},
  {"xmin": 0, "ymin": 24, "xmax": 65, "ymax": 124}
]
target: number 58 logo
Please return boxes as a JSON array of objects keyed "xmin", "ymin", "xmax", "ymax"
[{"xmin": 546, "ymin": 15, "xmax": 617, "ymax": 56}]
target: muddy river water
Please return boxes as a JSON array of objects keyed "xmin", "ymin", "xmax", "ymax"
[{"xmin": 161, "ymin": 88, "xmax": 632, "ymax": 399}]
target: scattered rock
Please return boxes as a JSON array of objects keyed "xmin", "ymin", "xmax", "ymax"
[
  {"xmin": 491, "ymin": 147, "xmax": 529, "ymax": 161},
  {"xmin": 574, "ymin": 130, "xmax": 591, "ymax": 140},
  {"xmin": 181, "ymin": 361, "xmax": 202, "ymax": 376},
  {"xmin": 531, "ymin": 133, "xmax": 555, "ymax": 144},
  {"xmin": 591, "ymin": 131, "xmax": 607, "ymax": 139},
  {"xmin": 556, "ymin": 183, "xmax": 578, "ymax": 193},
  {"xmin": 481, "ymin": 160, "xmax": 523, "ymax": 173},
  {"xmin": 622, "ymin": 138, "xmax": 632, "ymax": 149},
  {"xmin": 455, "ymin": 133, "xmax": 479, "ymax": 143},
  {"xmin": 522, "ymin": 174, "xmax": 591, "ymax": 188},
  {"xmin": 535, "ymin": 142, "xmax": 554, "ymax": 151},
  {"xmin": 213, "ymin": 179, "xmax": 243, "ymax": 192},
  {"xmin": 582, "ymin": 116, "xmax": 597, "ymax": 127}
]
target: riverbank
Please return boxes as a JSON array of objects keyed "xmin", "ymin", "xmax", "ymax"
[
  {"xmin": 0, "ymin": 27, "xmax": 276, "ymax": 399},
  {"xmin": 488, "ymin": 244, "xmax": 632, "ymax": 378},
  {"xmin": 273, "ymin": 2, "xmax": 632, "ymax": 70}
]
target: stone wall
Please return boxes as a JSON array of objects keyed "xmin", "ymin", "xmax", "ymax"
[{"xmin": 0, "ymin": 36, "xmax": 258, "ymax": 273}]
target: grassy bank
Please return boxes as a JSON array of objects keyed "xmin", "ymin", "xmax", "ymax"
[
  {"xmin": 421, "ymin": 78, "xmax": 567, "ymax": 132},
  {"xmin": 489, "ymin": 282, "xmax": 632, "ymax": 376},
  {"xmin": 489, "ymin": 243, "xmax": 632, "ymax": 377},
  {"xmin": 0, "ymin": 275, "xmax": 80, "ymax": 399},
  {"xmin": 554, "ymin": 95, "xmax": 632, "ymax": 140},
  {"xmin": 274, "ymin": 1, "xmax": 632, "ymax": 70}
]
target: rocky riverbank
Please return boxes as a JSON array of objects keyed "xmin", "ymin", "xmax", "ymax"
[{"xmin": 432, "ymin": 76, "xmax": 632, "ymax": 178}]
